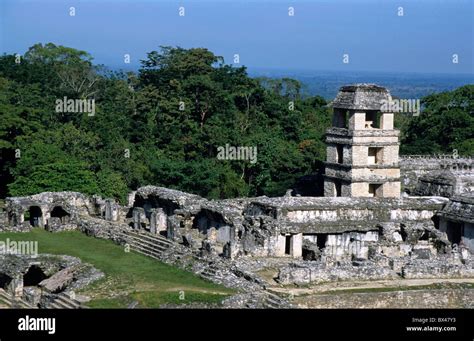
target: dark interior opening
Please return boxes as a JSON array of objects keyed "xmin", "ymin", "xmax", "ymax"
[
  {"xmin": 285, "ymin": 235, "xmax": 291, "ymax": 255},
  {"xmin": 130, "ymin": 194, "xmax": 178, "ymax": 218},
  {"xmin": 446, "ymin": 222, "xmax": 463, "ymax": 245},
  {"xmin": 50, "ymin": 206, "xmax": 70, "ymax": 223},
  {"xmin": 369, "ymin": 183, "xmax": 382, "ymax": 197},
  {"xmin": 400, "ymin": 227, "xmax": 408, "ymax": 242},
  {"xmin": 192, "ymin": 210, "xmax": 226, "ymax": 234},
  {"xmin": 419, "ymin": 231, "xmax": 430, "ymax": 241},
  {"xmin": 333, "ymin": 109, "xmax": 348, "ymax": 129},
  {"xmin": 336, "ymin": 145, "xmax": 344, "ymax": 164},
  {"xmin": 28, "ymin": 206, "xmax": 42, "ymax": 227},
  {"xmin": 0, "ymin": 273, "xmax": 13, "ymax": 290},
  {"xmin": 365, "ymin": 111, "xmax": 381, "ymax": 129},
  {"xmin": 23, "ymin": 265, "xmax": 48, "ymax": 287},
  {"xmin": 317, "ymin": 234, "xmax": 328, "ymax": 250}
]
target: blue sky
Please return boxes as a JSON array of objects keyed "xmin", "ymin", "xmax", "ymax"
[{"xmin": 0, "ymin": 0, "xmax": 472, "ymax": 74}]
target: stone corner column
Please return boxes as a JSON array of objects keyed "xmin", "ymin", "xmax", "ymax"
[
  {"xmin": 149, "ymin": 208, "xmax": 157, "ymax": 234},
  {"xmin": 132, "ymin": 207, "xmax": 144, "ymax": 230}
]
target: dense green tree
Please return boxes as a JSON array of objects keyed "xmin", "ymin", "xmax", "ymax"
[
  {"xmin": 1, "ymin": 43, "xmax": 472, "ymax": 201},
  {"xmin": 8, "ymin": 161, "xmax": 100, "ymax": 196},
  {"xmin": 401, "ymin": 85, "xmax": 474, "ymax": 155}
]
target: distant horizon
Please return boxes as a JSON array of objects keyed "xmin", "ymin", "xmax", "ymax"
[
  {"xmin": 4, "ymin": 42, "xmax": 474, "ymax": 77},
  {"xmin": 98, "ymin": 62, "xmax": 474, "ymax": 78}
]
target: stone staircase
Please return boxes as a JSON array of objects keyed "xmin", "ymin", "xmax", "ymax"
[
  {"xmin": 81, "ymin": 218, "xmax": 294, "ymax": 309},
  {"xmin": 0, "ymin": 288, "xmax": 11, "ymax": 307},
  {"xmin": 263, "ymin": 291, "xmax": 290, "ymax": 309},
  {"xmin": 116, "ymin": 229, "xmax": 173, "ymax": 260},
  {"xmin": 46, "ymin": 292, "xmax": 84, "ymax": 309},
  {"xmin": 199, "ymin": 263, "xmax": 222, "ymax": 280},
  {"xmin": 225, "ymin": 291, "xmax": 291, "ymax": 309},
  {"xmin": 0, "ymin": 288, "xmax": 34, "ymax": 309}
]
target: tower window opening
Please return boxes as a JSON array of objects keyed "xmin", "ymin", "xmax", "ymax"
[
  {"xmin": 334, "ymin": 110, "xmax": 348, "ymax": 129},
  {"xmin": 336, "ymin": 145, "xmax": 344, "ymax": 164},
  {"xmin": 368, "ymin": 184, "xmax": 382, "ymax": 197},
  {"xmin": 365, "ymin": 111, "xmax": 381, "ymax": 129},
  {"xmin": 368, "ymin": 147, "xmax": 383, "ymax": 165}
]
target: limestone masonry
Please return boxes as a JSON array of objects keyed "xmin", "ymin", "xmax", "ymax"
[{"xmin": 1, "ymin": 84, "xmax": 473, "ymax": 308}]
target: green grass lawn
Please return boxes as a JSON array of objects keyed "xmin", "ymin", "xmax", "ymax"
[{"xmin": 0, "ymin": 229, "xmax": 235, "ymax": 308}]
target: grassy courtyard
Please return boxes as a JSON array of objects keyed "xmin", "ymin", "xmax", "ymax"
[{"xmin": 0, "ymin": 229, "xmax": 235, "ymax": 308}]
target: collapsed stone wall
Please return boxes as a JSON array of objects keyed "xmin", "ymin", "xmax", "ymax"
[
  {"xmin": 414, "ymin": 170, "xmax": 474, "ymax": 197},
  {"xmin": 1, "ymin": 185, "xmax": 473, "ymax": 306},
  {"xmin": 4, "ymin": 192, "xmax": 99, "ymax": 232},
  {"xmin": 438, "ymin": 194, "xmax": 474, "ymax": 252},
  {"xmin": 278, "ymin": 248, "xmax": 473, "ymax": 285},
  {"xmin": 239, "ymin": 196, "xmax": 449, "ymax": 260},
  {"xmin": 1, "ymin": 185, "xmax": 470, "ymax": 266},
  {"xmin": 0, "ymin": 253, "xmax": 103, "ymax": 307},
  {"xmin": 400, "ymin": 156, "xmax": 473, "ymax": 194}
]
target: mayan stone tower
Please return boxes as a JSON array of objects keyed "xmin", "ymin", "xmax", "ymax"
[{"xmin": 324, "ymin": 84, "xmax": 401, "ymax": 198}]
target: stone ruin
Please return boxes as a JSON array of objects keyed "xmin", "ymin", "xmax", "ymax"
[
  {"xmin": 400, "ymin": 155, "xmax": 474, "ymax": 195},
  {"xmin": 0, "ymin": 253, "xmax": 103, "ymax": 308},
  {"xmin": 0, "ymin": 83, "xmax": 472, "ymax": 298}
]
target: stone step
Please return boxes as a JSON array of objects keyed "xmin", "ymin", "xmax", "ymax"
[
  {"xmin": 128, "ymin": 239, "xmax": 166, "ymax": 257},
  {"xmin": 201, "ymin": 272, "xmax": 216, "ymax": 278},
  {"xmin": 199, "ymin": 273, "xmax": 215, "ymax": 281},
  {"xmin": 48, "ymin": 297, "xmax": 79, "ymax": 309},
  {"xmin": 0, "ymin": 289, "xmax": 33, "ymax": 309},
  {"xmin": 48, "ymin": 301, "xmax": 66, "ymax": 309},
  {"xmin": 266, "ymin": 292, "xmax": 283, "ymax": 301},
  {"xmin": 263, "ymin": 292, "xmax": 288, "ymax": 309},
  {"xmin": 117, "ymin": 235, "xmax": 170, "ymax": 254},
  {"xmin": 0, "ymin": 289, "xmax": 11, "ymax": 301},
  {"xmin": 200, "ymin": 273, "xmax": 215, "ymax": 278},
  {"xmin": 201, "ymin": 271, "xmax": 218, "ymax": 278},
  {"xmin": 264, "ymin": 298, "xmax": 282, "ymax": 308},
  {"xmin": 119, "ymin": 229, "xmax": 173, "ymax": 246},
  {"xmin": 129, "ymin": 243, "xmax": 163, "ymax": 260},
  {"xmin": 202, "ymin": 267, "xmax": 218, "ymax": 274},
  {"xmin": 118, "ymin": 233, "xmax": 170, "ymax": 252},
  {"xmin": 0, "ymin": 292, "xmax": 12, "ymax": 307},
  {"xmin": 54, "ymin": 295, "xmax": 81, "ymax": 309}
]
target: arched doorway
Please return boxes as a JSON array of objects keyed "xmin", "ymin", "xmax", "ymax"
[
  {"xmin": 50, "ymin": 206, "xmax": 70, "ymax": 224},
  {"xmin": 28, "ymin": 206, "xmax": 43, "ymax": 227}
]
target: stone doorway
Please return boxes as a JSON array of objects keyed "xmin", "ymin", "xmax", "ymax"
[
  {"xmin": 50, "ymin": 206, "xmax": 70, "ymax": 223},
  {"xmin": 28, "ymin": 206, "xmax": 43, "ymax": 227},
  {"xmin": 446, "ymin": 221, "xmax": 463, "ymax": 245},
  {"xmin": 284, "ymin": 235, "xmax": 291, "ymax": 255}
]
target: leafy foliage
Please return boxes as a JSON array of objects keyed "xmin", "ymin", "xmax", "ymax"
[
  {"xmin": 400, "ymin": 85, "xmax": 474, "ymax": 155},
  {"xmin": 0, "ymin": 44, "xmax": 472, "ymax": 201}
]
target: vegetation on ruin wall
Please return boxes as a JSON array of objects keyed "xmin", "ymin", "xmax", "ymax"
[
  {"xmin": 0, "ymin": 229, "xmax": 234, "ymax": 308},
  {"xmin": 0, "ymin": 43, "xmax": 472, "ymax": 202}
]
